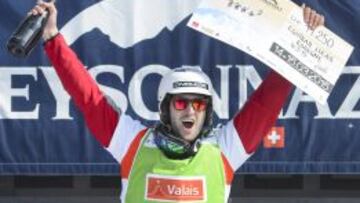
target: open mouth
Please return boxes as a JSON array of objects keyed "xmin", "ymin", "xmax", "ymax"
[{"xmin": 182, "ymin": 120, "xmax": 194, "ymax": 129}]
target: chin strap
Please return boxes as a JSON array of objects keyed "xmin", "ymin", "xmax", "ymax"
[{"xmin": 154, "ymin": 124, "xmax": 201, "ymax": 159}]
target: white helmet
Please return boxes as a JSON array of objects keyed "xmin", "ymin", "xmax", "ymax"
[
  {"xmin": 158, "ymin": 66, "xmax": 213, "ymax": 102},
  {"xmin": 158, "ymin": 66, "xmax": 213, "ymax": 126}
]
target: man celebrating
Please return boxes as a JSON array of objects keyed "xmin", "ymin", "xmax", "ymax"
[{"xmin": 32, "ymin": 1, "xmax": 324, "ymax": 202}]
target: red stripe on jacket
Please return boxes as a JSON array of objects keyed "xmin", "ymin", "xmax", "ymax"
[
  {"xmin": 233, "ymin": 71, "xmax": 293, "ymax": 154},
  {"xmin": 44, "ymin": 34, "xmax": 119, "ymax": 147}
]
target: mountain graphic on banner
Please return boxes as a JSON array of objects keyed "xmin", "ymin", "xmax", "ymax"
[{"xmin": 60, "ymin": 0, "xmax": 202, "ymax": 47}]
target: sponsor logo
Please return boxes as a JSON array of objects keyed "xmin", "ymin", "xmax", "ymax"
[
  {"xmin": 173, "ymin": 81, "xmax": 209, "ymax": 90},
  {"xmin": 145, "ymin": 174, "xmax": 206, "ymax": 202},
  {"xmin": 263, "ymin": 126, "xmax": 285, "ymax": 148},
  {"xmin": 2, "ymin": 66, "xmax": 360, "ymax": 120}
]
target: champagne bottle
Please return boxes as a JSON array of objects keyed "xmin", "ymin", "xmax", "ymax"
[{"xmin": 7, "ymin": 10, "xmax": 49, "ymax": 58}]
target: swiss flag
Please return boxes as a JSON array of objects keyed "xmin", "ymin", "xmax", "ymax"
[{"xmin": 263, "ymin": 127, "xmax": 285, "ymax": 149}]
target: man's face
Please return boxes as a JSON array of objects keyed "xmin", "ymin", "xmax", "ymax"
[{"xmin": 169, "ymin": 94, "xmax": 208, "ymax": 142}]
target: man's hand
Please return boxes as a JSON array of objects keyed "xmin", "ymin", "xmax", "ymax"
[
  {"xmin": 30, "ymin": 0, "xmax": 58, "ymax": 41},
  {"xmin": 302, "ymin": 4, "xmax": 325, "ymax": 30}
]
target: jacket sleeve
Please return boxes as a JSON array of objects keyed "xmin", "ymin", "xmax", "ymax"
[
  {"xmin": 217, "ymin": 70, "xmax": 293, "ymax": 171},
  {"xmin": 233, "ymin": 70, "xmax": 293, "ymax": 154},
  {"xmin": 44, "ymin": 34, "xmax": 119, "ymax": 147}
]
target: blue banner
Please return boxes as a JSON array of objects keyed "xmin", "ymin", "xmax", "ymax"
[{"xmin": 0, "ymin": 0, "xmax": 359, "ymax": 175}]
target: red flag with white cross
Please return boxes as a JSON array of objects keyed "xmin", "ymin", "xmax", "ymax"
[{"xmin": 263, "ymin": 127, "xmax": 285, "ymax": 149}]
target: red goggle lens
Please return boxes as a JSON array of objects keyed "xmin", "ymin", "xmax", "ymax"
[{"xmin": 173, "ymin": 98, "xmax": 208, "ymax": 111}]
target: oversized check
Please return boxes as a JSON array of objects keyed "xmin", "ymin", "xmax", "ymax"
[{"xmin": 187, "ymin": 0, "xmax": 354, "ymax": 104}]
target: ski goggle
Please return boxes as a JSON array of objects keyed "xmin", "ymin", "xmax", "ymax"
[{"xmin": 172, "ymin": 97, "xmax": 208, "ymax": 111}]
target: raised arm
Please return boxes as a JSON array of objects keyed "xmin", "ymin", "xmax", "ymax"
[
  {"xmin": 217, "ymin": 5, "xmax": 325, "ymax": 172},
  {"xmin": 34, "ymin": 1, "xmax": 119, "ymax": 147},
  {"xmin": 236, "ymin": 4, "xmax": 325, "ymax": 154},
  {"xmin": 234, "ymin": 71, "xmax": 292, "ymax": 153}
]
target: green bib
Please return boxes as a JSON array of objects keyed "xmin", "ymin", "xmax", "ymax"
[{"xmin": 125, "ymin": 131, "xmax": 228, "ymax": 203}]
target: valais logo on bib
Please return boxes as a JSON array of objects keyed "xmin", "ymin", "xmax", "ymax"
[{"xmin": 145, "ymin": 174, "xmax": 206, "ymax": 202}]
